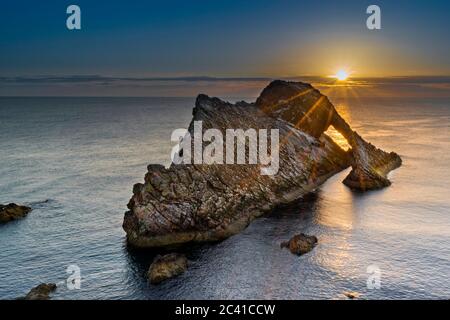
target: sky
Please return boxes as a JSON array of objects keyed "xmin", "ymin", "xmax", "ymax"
[{"xmin": 1, "ymin": 0, "xmax": 450, "ymax": 96}]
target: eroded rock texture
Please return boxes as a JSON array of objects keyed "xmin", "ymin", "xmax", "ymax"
[
  {"xmin": 281, "ymin": 233, "xmax": 318, "ymax": 255},
  {"xmin": 256, "ymin": 80, "xmax": 402, "ymax": 191},
  {"xmin": 20, "ymin": 283, "xmax": 57, "ymax": 300},
  {"xmin": 0, "ymin": 203, "xmax": 32, "ymax": 223},
  {"xmin": 148, "ymin": 253, "xmax": 188, "ymax": 284},
  {"xmin": 123, "ymin": 81, "xmax": 401, "ymax": 248}
]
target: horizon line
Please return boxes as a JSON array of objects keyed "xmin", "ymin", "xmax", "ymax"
[{"xmin": 2, "ymin": 74, "xmax": 450, "ymax": 83}]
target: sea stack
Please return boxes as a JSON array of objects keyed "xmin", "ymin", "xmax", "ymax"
[
  {"xmin": 255, "ymin": 80, "xmax": 402, "ymax": 191},
  {"xmin": 123, "ymin": 81, "xmax": 401, "ymax": 248}
]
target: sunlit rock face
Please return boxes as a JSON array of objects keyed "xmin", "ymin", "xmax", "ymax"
[
  {"xmin": 256, "ymin": 80, "xmax": 402, "ymax": 191},
  {"xmin": 123, "ymin": 82, "xmax": 351, "ymax": 248},
  {"xmin": 123, "ymin": 80, "xmax": 402, "ymax": 248}
]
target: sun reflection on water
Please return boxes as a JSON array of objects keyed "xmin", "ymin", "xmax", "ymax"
[{"xmin": 310, "ymin": 171, "xmax": 361, "ymax": 279}]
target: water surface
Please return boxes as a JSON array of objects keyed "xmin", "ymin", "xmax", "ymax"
[{"xmin": 0, "ymin": 96, "xmax": 449, "ymax": 299}]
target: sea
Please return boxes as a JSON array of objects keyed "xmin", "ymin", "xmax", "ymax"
[{"xmin": 0, "ymin": 95, "xmax": 449, "ymax": 299}]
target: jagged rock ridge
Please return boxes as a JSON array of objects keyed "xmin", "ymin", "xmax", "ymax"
[
  {"xmin": 123, "ymin": 81, "xmax": 401, "ymax": 248},
  {"xmin": 256, "ymin": 80, "xmax": 402, "ymax": 190}
]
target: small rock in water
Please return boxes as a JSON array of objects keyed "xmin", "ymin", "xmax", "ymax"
[
  {"xmin": 0, "ymin": 203, "xmax": 32, "ymax": 223},
  {"xmin": 21, "ymin": 283, "xmax": 57, "ymax": 300},
  {"xmin": 343, "ymin": 291, "xmax": 361, "ymax": 299},
  {"xmin": 281, "ymin": 233, "xmax": 318, "ymax": 255},
  {"xmin": 148, "ymin": 253, "xmax": 188, "ymax": 284}
]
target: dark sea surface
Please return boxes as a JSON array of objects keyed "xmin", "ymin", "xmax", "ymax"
[{"xmin": 0, "ymin": 96, "xmax": 449, "ymax": 299}]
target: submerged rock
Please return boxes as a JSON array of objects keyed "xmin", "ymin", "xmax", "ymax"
[
  {"xmin": 148, "ymin": 253, "xmax": 188, "ymax": 284},
  {"xmin": 123, "ymin": 81, "xmax": 401, "ymax": 248},
  {"xmin": 0, "ymin": 203, "xmax": 32, "ymax": 223},
  {"xmin": 281, "ymin": 233, "xmax": 318, "ymax": 255},
  {"xmin": 343, "ymin": 291, "xmax": 361, "ymax": 299},
  {"xmin": 21, "ymin": 283, "xmax": 57, "ymax": 300}
]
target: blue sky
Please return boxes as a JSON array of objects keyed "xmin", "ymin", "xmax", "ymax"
[{"xmin": 1, "ymin": 0, "xmax": 450, "ymax": 95}]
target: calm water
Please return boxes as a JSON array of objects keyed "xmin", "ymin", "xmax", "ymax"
[{"xmin": 0, "ymin": 96, "xmax": 449, "ymax": 300}]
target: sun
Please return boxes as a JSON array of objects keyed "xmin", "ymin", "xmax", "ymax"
[{"xmin": 335, "ymin": 70, "xmax": 349, "ymax": 81}]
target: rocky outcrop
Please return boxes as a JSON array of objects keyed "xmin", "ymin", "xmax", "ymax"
[
  {"xmin": 148, "ymin": 253, "xmax": 188, "ymax": 284},
  {"xmin": 343, "ymin": 291, "xmax": 361, "ymax": 299},
  {"xmin": 123, "ymin": 81, "xmax": 401, "ymax": 248},
  {"xmin": 281, "ymin": 233, "xmax": 318, "ymax": 255},
  {"xmin": 0, "ymin": 203, "xmax": 32, "ymax": 223},
  {"xmin": 20, "ymin": 283, "xmax": 57, "ymax": 300},
  {"xmin": 256, "ymin": 80, "xmax": 402, "ymax": 191}
]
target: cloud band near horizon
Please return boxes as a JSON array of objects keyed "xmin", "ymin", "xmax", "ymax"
[{"xmin": 1, "ymin": 75, "xmax": 450, "ymax": 98}]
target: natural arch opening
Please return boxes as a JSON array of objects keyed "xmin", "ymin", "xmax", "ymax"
[{"xmin": 324, "ymin": 126, "xmax": 351, "ymax": 151}]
